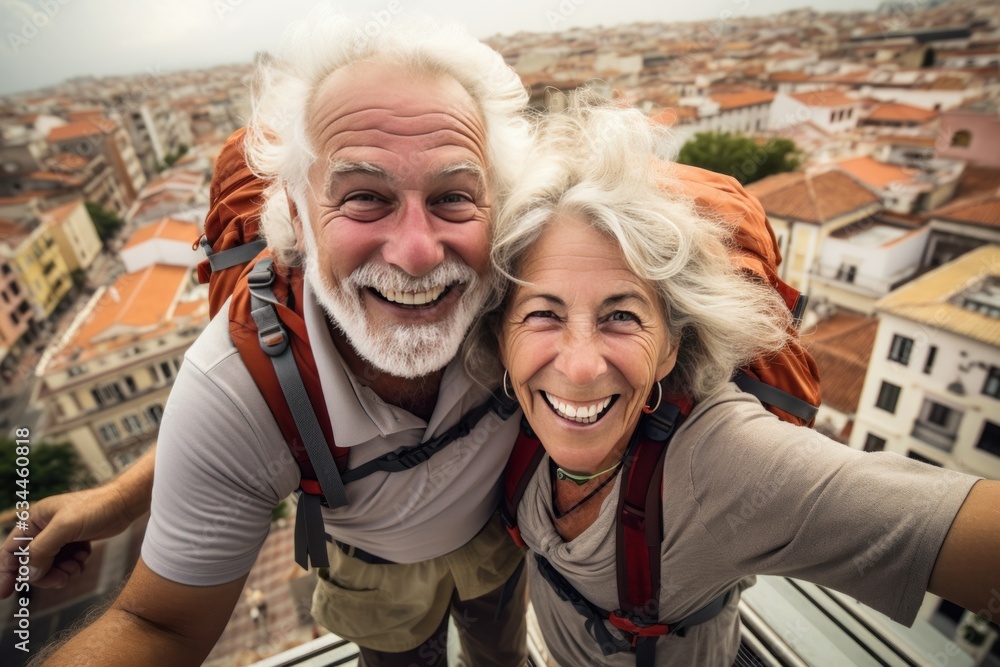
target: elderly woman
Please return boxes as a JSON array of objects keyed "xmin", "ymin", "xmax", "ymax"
[{"xmin": 471, "ymin": 102, "xmax": 999, "ymax": 666}]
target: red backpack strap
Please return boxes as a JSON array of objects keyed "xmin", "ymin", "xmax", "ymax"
[
  {"xmin": 501, "ymin": 423, "xmax": 546, "ymax": 549},
  {"xmin": 230, "ymin": 255, "xmax": 350, "ymax": 569},
  {"xmin": 611, "ymin": 395, "xmax": 693, "ymax": 663}
]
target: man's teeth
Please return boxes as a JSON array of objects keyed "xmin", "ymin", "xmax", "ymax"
[
  {"xmin": 379, "ymin": 285, "xmax": 446, "ymax": 306},
  {"xmin": 544, "ymin": 392, "xmax": 612, "ymax": 424}
]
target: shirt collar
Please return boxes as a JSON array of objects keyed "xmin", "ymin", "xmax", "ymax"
[{"xmin": 302, "ymin": 274, "xmax": 486, "ymax": 446}]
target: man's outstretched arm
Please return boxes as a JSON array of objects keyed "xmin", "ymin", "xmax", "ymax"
[
  {"xmin": 35, "ymin": 557, "xmax": 246, "ymax": 667},
  {"xmin": 0, "ymin": 446, "xmax": 156, "ymax": 598}
]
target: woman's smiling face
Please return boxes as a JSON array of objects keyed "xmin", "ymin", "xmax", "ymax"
[{"xmin": 501, "ymin": 213, "xmax": 678, "ymax": 473}]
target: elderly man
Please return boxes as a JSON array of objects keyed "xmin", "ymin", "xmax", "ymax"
[{"xmin": 5, "ymin": 12, "xmax": 532, "ymax": 667}]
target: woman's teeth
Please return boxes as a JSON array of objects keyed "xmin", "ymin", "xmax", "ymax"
[{"xmin": 543, "ymin": 392, "xmax": 613, "ymax": 424}]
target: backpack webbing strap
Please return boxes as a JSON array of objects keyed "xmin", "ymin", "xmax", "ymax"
[
  {"xmin": 294, "ymin": 489, "xmax": 329, "ymax": 568},
  {"xmin": 201, "ymin": 237, "xmax": 267, "ymax": 272},
  {"xmin": 733, "ymin": 370, "xmax": 818, "ymax": 424},
  {"xmin": 247, "ymin": 258, "xmax": 349, "ymax": 515},
  {"xmin": 535, "ymin": 552, "xmax": 733, "ymax": 660},
  {"xmin": 341, "ymin": 391, "xmax": 519, "ymax": 483},
  {"xmin": 500, "ymin": 424, "xmax": 546, "ymax": 549}
]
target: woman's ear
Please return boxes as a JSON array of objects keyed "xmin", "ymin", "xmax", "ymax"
[{"xmin": 656, "ymin": 340, "xmax": 680, "ymax": 381}]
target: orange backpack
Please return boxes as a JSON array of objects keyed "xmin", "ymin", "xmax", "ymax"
[{"xmin": 193, "ymin": 130, "xmax": 821, "ymax": 571}]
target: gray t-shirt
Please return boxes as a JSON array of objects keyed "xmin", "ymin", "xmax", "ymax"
[
  {"xmin": 518, "ymin": 384, "xmax": 979, "ymax": 666},
  {"xmin": 141, "ymin": 279, "xmax": 520, "ymax": 585}
]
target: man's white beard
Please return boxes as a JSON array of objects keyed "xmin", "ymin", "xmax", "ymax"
[{"xmin": 305, "ymin": 249, "xmax": 488, "ymax": 380}]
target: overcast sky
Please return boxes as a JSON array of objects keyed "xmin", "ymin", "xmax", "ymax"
[{"xmin": 0, "ymin": 0, "xmax": 885, "ymax": 96}]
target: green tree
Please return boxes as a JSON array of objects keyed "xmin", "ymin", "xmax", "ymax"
[
  {"xmin": 677, "ymin": 131, "xmax": 800, "ymax": 185},
  {"xmin": 85, "ymin": 201, "xmax": 124, "ymax": 243},
  {"xmin": 0, "ymin": 439, "xmax": 84, "ymax": 510}
]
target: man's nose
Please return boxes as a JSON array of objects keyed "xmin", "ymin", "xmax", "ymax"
[
  {"xmin": 381, "ymin": 199, "xmax": 445, "ymax": 277},
  {"xmin": 553, "ymin": 328, "xmax": 607, "ymax": 385}
]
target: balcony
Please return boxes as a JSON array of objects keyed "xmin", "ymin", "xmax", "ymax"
[
  {"xmin": 911, "ymin": 422, "xmax": 957, "ymax": 451},
  {"xmin": 246, "ymin": 577, "xmax": 976, "ymax": 667}
]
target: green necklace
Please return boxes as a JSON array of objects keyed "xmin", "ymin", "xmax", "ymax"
[{"xmin": 554, "ymin": 460, "xmax": 623, "ymax": 485}]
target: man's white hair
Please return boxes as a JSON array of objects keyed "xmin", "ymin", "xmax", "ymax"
[{"xmin": 243, "ymin": 7, "xmax": 532, "ymax": 267}]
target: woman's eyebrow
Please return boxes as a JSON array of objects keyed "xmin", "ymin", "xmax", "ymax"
[{"xmin": 601, "ymin": 292, "xmax": 652, "ymax": 309}]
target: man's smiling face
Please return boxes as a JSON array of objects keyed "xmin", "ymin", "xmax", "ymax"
[{"xmin": 298, "ymin": 62, "xmax": 492, "ymax": 378}]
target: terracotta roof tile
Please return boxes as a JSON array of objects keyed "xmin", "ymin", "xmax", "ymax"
[
  {"xmin": 801, "ymin": 312, "xmax": 879, "ymax": 414},
  {"xmin": 747, "ymin": 170, "xmax": 881, "ymax": 224},
  {"xmin": 66, "ymin": 265, "xmax": 190, "ymax": 348},
  {"xmin": 789, "ymin": 89, "xmax": 858, "ymax": 108},
  {"xmin": 952, "ymin": 166, "xmax": 1000, "ymax": 200},
  {"xmin": 866, "ymin": 102, "xmax": 938, "ymax": 123},
  {"xmin": 929, "ymin": 188, "xmax": 1000, "ymax": 228},
  {"xmin": 0, "ymin": 218, "xmax": 31, "ymax": 246},
  {"xmin": 710, "ymin": 90, "xmax": 775, "ymax": 110},
  {"xmin": 46, "ymin": 120, "xmax": 110, "ymax": 143},
  {"xmin": 49, "ymin": 153, "xmax": 89, "ymax": 171},
  {"xmin": 122, "ymin": 218, "xmax": 200, "ymax": 250},
  {"xmin": 836, "ymin": 156, "xmax": 918, "ymax": 189}
]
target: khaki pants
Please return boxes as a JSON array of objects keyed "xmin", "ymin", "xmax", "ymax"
[{"xmin": 312, "ymin": 513, "xmax": 527, "ymax": 665}]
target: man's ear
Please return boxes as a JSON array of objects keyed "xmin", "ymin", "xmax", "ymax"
[{"xmin": 286, "ymin": 189, "xmax": 304, "ymax": 253}]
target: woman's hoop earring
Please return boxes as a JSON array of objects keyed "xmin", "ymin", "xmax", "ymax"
[
  {"xmin": 503, "ymin": 370, "xmax": 515, "ymax": 400},
  {"xmin": 643, "ymin": 381, "xmax": 663, "ymax": 414}
]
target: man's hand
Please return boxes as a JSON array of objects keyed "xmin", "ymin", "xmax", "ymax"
[{"xmin": 0, "ymin": 447, "xmax": 155, "ymax": 598}]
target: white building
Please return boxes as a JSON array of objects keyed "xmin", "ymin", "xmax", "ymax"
[
  {"xmin": 769, "ymin": 89, "xmax": 862, "ymax": 134},
  {"xmin": 808, "ymin": 215, "xmax": 928, "ymax": 316},
  {"xmin": 120, "ymin": 217, "xmax": 202, "ymax": 274},
  {"xmin": 849, "ymin": 244, "xmax": 1000, "ymax": 481}
]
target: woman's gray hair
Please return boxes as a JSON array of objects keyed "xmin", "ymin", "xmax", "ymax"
[
  {"xmin": 243, "ymin": 7, "xmax": 531, "ymax": 267},
  {"xmin": 468, "ymin": 96, "xmax": 791, "ymax": 400}
]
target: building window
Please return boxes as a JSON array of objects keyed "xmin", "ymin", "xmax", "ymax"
[
  {"xmin": 875, "ymin": 381, "xmax": 901, "ymax": 413},
  {"xmin": 950, "ymin": 130, "xmax": 972, "ymax": 147},
  {"xmin": 977, "ymin": 421, "xmax": 1000, "ymax": 458},
  {"xmin": 160, "ymin": 361, "xmax": 173, "ymax": 381},
  {"xmin": 983, "ymin": 366, "xmax": 1000, "ymax": 399},
  {"xmin": 145, "ymin": 404, "xmax": 164, "ymax": 426},
  {"xmin": 923, "ymin": 346, "xmax": 937, "ymax": 374},
  {"xmin": 863, "ymin": 433, "xmax": 886, "ymax": 452},
  {"xmin": 836, "ymin": 263, "xmax": 857, "ymax": 283},
  {"xmin": 122, "ymin": 414, "xmax": 143, "ymax": 434},
  {"xmin": 888, "ymin": 335, "xmax": 913, "ymax": 365},
  {"xmin": 927, "ymin": 402, "xmax": 951, "ymax": 426},
  {"xmin": 913, "ymin": 398, "xmax": 963, "ymax": 451},
  {"xmin": 124, "ymin": 375, "xmax": 137, "ymax": 393},
  {"xmin": 91, "ymin": 382, "xmax": 125, "ymax": 408},
  {"xmin": 907, "ymin": 450, "xmax": 941, "ymax": 467},
  {"xmin": 98, "ymin": 422, "xmax": 121, "ymax": 444}
]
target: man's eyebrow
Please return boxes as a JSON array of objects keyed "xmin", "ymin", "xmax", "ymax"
[
  {"xmin": 438, "ymin": 160, "xmax": 485, "ymax": 181},
  {"xmin": 324, "ymin": 159, "xmax": 485, "ymax": 189},
  {"xmin": 325, "ymin": 159, "xmax": 391, "ymax": 186}
]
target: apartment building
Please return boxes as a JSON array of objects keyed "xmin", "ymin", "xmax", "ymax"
[
  {"xmin": 34, "ymin": 263, "xmax": 208, "ymax": 480},
  {"xmin": 46, "ymin": 117, "xmax": 146, "ymax": 204},
  {"xmin": 0, "ymin": 256, "xmax": 34, "ymax": 375},
  {"xmin": 0, "ymin": 216, "xmax": 73, "ymax": 319},
  {"xmin": 850, "ymin": 244, "xmax": 1000, "ymax": 481},
  {"xmin": 41, "ymin": 198, "xmax": 102, "ymax": 273},
  {"xmin": 747, "ymin": 169, "xmax": 883, "ymax": 294}
]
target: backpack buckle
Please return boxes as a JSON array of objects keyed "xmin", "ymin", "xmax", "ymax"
[
  {"xmin": 258, "ymin": 321, "xmax": 289, "ymax": 356},
  {"xmin": 387, "ymin": 447, "xmax": 431, "ymax": 469}
]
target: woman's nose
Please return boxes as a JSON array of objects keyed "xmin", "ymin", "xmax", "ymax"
[{"xmin": 553, "ymin": 329, "xmax": 607, "ymax": 385}]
